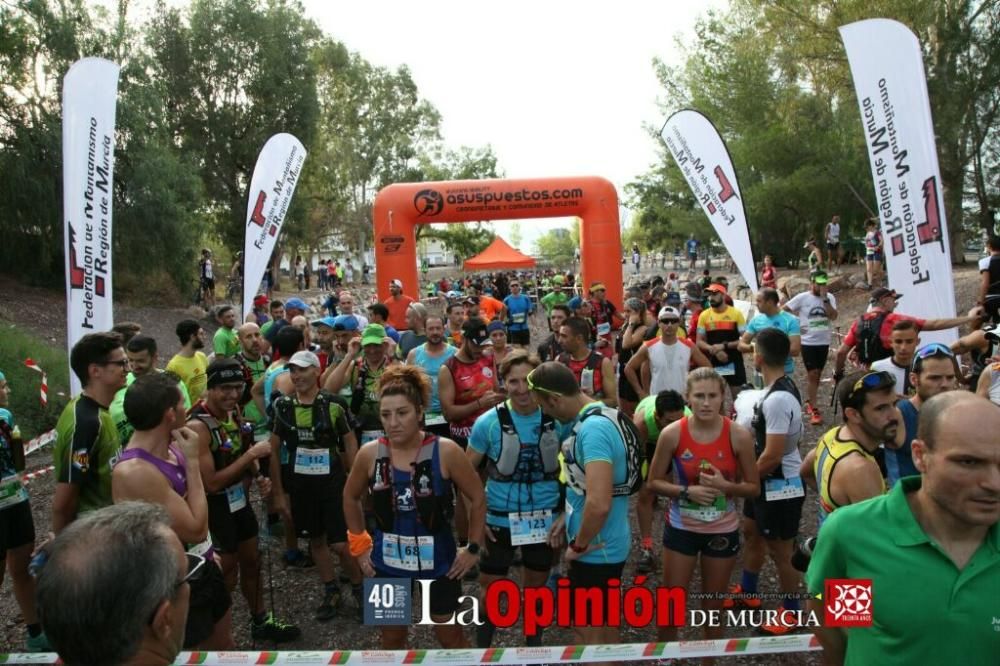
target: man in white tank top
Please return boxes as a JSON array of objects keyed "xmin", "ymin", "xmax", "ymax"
[{"xmin": 625, "ymin": 306, "xmax": 711, "ymax": 398}]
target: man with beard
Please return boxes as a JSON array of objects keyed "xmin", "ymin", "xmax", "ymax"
[
  {"xmin": 212, "ymin": 306, "xmax": 240, "ymax": 359},
  {"xmin": 111, "ymin": 335, "xmax": 192, "ymax": 445},
  {"xmin": 537, "ymin": 304, "xmax": 569, "ymax": 363},
  {"xmin": 801, "ymin": 370, "xmax": 905, "ymax": 526},
  {"xmin": 168, "ymin": 320, "xmax": 210, "ymax": 404},
  {"xmin": 309, "ymin": 316, "xmax": 337, "ymax": 373},
  {"xmin": 440, "ymin": 318, "xmax": 505, "ymax": 563},
  {"xmin": 806, "ymin": 392, "xmax": 1000, "ymax": 665},
  {"xmin": 884, "ymin": 343, "xmax": 959, "ymax": 488},
  {"xmin": 187, "ymin": 359, "xmax": 299, "ymax": 642},
  {"xmin": 587, "ymin": 283, "xmax": 622, "ymax": 359},
  {"xmin": 405, "ymin": 315, "xmax": 456, "ymax": 439},
  {"xmin": 235, "ymin": 324, "xmax": 270, "ymax": 442},
  {"xmin": 268, "ymin": 352, "xmax": 362, "ymax": 622},
  {"xmin": 445, "ymin": 302, "xmax": 465, "ymax": 347},
  {"xmin": 325, "ymin": 324, "xmax": 398, "ymax": 443},
  {"xmin": 696, "ymin": 284, "xmax": 746, "ymax": 399},
  {"xmin": 384, "ymin": 278, "xmax": 416, "ymax": 331}
]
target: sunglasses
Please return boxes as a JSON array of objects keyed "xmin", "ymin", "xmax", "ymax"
[
  {"xmin": 148, "ymin": 552, "xmax": 206, "ymax": 625},
  {"xmin": 526, "ymin": 370, "xmax": 562, "ymax": 397},
  {"xmin": 844, "ymin": 371, "xmax": 896, "ymax": 404},
  {"xmin": 911, "ymin": 342, "xmax": 955, "ymax": 370},
  {"xmin": 659, "ymin": 318, "xmax": 680, "ymax": 324},
  {"xmin": 103, "ymin": 358, "xmax": 130, "ymax": 369}
]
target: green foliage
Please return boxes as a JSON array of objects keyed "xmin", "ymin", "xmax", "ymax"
[
  {"xmin": 534, "ymin": 228, "xmax": 576, "ymax": 266},
  {"xmin": 0, "ymin": 323, "xmax": 70, "ymax": 438},
  {"xmin": 424, "ymin": 224, "xmax": 496, "ymax": 261},
  {"xmin": 630, "ymin": 0, "xmax": 1000, "ymax": 265}
]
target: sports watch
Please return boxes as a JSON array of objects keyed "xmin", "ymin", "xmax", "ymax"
[{"xmin": 465, "ymin": 542, "xmax": 481, "ymax": 556}]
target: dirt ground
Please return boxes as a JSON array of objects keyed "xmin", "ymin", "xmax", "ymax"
[{"xmin": 0, "ymin": 262, "xmax": 983, "ymax": 664}]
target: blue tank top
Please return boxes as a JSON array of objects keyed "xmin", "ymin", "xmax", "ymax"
[
  {"xmin": 371, "ymin": 439, "xmax": 456, "ymax": 578},
  {"xmin": 412, "ymin": 344, "xmax": 456, "ymax": 414},
  {"xmin": 263, "ymin": 364, "xmax": 289, "ymax": 414},
  {"xmin": 885, "ymin": 399, "xmax": 920, "ymax": 487}
]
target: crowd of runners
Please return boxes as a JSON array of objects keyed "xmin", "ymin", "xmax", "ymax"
[{"xmin": 1, "ymin": 250, "xmax": 998, "ymax": 666}]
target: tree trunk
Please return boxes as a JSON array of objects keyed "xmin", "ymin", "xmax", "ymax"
[{"xmin": 941, "ymin": 168, "xmax": 966, "ymax": 265}]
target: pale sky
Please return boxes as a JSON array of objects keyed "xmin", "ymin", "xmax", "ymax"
[{"xmin": 305, "ymin": 0, "xmax": 723, "ymax": 251}]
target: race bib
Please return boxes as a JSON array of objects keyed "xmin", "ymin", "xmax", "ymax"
[
  {"xmin": 225, "ymin": 484, "xmax": 247, "ymax": 513},
  {"xmin": 294, "ymin": 447, "xmax": 331, "ymax": 476},
  {"xmin": 764, "ymin": 477, "xmax": 805, "ymax": 502},
  {"xmin": 0, "ymin": 474, "xmax": 28, "ymax": 510},
  {"xmin": 715, "ymin": 362, "xmax": 735, "ymax": 377},
  {"xmin": 679, "ymin": 499, "xmax": 722, "ymax": 523},
  {"xmin": 382, "ymin": 534, "xmax": 435, "ymax": 572},
  {"xmin": 361, "ymin": 429, "xmax": 385, "ymax": 444},
  {"xmin": 509, "ymin": 509, "xmax": 553, "ymax": 546},
  {"xmin": 424, "ymin": 413, "xmax": 447, "ymax": 427},
  {"xmin": 596, "ymin": 322, "xmax": 611, "ymax": 336}
]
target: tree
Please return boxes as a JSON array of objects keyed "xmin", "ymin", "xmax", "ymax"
[
  {"xmin": 534, "ymin": 228, "xmax": 576, "ymax": 266},
  {"xmin": 424, "ymin": 223, "xmax": 496, "ymax": 261},
  {"xmin": 508, "ymin": 221, "xmax": 524, "ymax": 251}
]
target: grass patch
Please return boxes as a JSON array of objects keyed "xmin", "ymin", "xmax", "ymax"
[{"xmin": 0, "ymin": 321, "xmax": 70, "ymax": 438}]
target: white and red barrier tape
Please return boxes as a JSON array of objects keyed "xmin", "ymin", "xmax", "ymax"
[
  {"xmin": 20, "ymin": 465, "xmax": 54, "ymax": 485},
  {"xmin": 23, "ymin": 430, "xmax": 57, "ymax": 457},
  {"xmin": 0, "ymin": 635, "xmax": 820, "ymax": 664},
  {"xmin": 23, "ymin": 358, "xmax": 47, "ymax": 407}
]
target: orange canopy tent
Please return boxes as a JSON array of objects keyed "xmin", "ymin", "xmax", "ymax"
[{"xmin": 463, "ymin": 236, "xmax": 536, "ymax": 271}]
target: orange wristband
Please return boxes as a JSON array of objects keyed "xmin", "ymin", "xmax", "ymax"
[{"xmin": 348, "ymin": 530, "xmax": 373, "ymax": 557}]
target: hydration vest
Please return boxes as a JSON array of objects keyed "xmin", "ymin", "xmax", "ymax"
[
  {"xmin": 487, "ymin": 403, "xmax": 561, "ymax": 483},
  {"xmin": 272, "ymin": 391, "xmax": 348, "ymax": 461},
  {"xmin": 187, "ymin": 402, "xmax": 253, "ymax": 474},
  {"xmin": 557, "ymin": 351, "xmax": 604, "ymax": 397},
  {"xmin": 236, "ymin": 352, "xmax": 270, "ymax": 407},
  {"xmin": 751, "ymin": 376, "xmax": 802, "ymax": 481},
  {"xmin": 855, "ymin": 311, "xmax": 891, "ymax": 365},
  {"xmin": 370, "ymin": 434, "xmax": 453, "ymax": 533},
  {"xmin": 561, "ymin": 403, "xmax": 642, "ymax": 498}
]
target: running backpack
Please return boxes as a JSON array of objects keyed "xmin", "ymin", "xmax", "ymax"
[
  {"xmin": 855, "ymin": 311, "xmax": 891, "ymax": 365},
  {"xmin": 562, "ymin": 403, "xmax": 643, "ymax": 497},
  {"xmin": 751, "ymin": 376, "xmax": 802, "ymax": 481}
]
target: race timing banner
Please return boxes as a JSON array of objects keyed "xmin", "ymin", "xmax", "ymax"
[
  {"xmin": 242, "ymin": 133, "xmax": 307, "ymax": 318},
  {"xmin": 62, "ymin": 57, "xmax": 121, "ymax": 395},
  {"xmin": 840, "ymin": 19, "xmax": 957, "ymax": 343},
  {"xmin": 661, "ymin": 109, "xmax": 759, "ymax": 292}
]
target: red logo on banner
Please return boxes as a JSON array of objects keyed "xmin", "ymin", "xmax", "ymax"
[
  {"xmin": 824, "ymin": 579, "xmax": 873, "ymax": 627},
  {"xmin": 250, "ymin": 191, "xmax": 267, "ymax": 227}
]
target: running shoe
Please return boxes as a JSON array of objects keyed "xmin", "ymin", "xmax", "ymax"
[
  {"xmin": 251, "ymin": 613, "xmax": 301, "ymax": 642},
  {"xmin": 636, "ymin": 547, "xmax": 657, "ymax": 574},
  {"xmin": 26, "ymin": 631, "xmax": 52, "ymax": 653},
  {"xmin": 315, "ymin": 588, "xmax": 340, "ymax": 622},
  {"xmin": 760, "ymin": 609, "xmax": 800, "ymax": 636},
  {"xmin": 722, "ymin": 583, "xmax": 761, "ymax": 610}
]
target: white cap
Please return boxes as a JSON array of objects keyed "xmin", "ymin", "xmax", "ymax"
[
  {"xmin": 658, "ymin": 306, "xmax": 681, "ymax": 320},
  {"xmin": 287, "ymin": 350, "xmax": 320, "ymax": 369},
  {"xmin": 390, "ymin": 278, "xmax": 404, "ymax": 289}
]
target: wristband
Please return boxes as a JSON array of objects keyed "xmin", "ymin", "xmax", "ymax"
[{"xmin": 347, "ymin": 530, "xmax": 374, "ymax": 557}]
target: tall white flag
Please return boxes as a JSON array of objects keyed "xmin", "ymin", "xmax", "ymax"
[
  {"xmin": 63, "ymin": 57, "xmax": 121, "ymax": 395},
  {"xmin": 841, "ymin": 19, "xmax": 957, "ymax": 343},
  {"xmin": 242, "ymin": 134, "xmax": 307, "ymax": 317},
  {"xmin": 661, "ymin": 109, "xmax": 758, "ymax": 292}
]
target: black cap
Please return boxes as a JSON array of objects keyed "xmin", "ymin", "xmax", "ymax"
[
  {"xmin": 461, "ymin": 317, "xmax": 491, "ymax": 346},
  {"xmin": 871, "ymin": 288, "xmax": 901, "ymax": 301}
]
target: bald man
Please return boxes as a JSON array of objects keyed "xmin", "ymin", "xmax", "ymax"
[
  {"xmin": 236, "ymin": 323, "xmax": 270, "ymax": 441},
  {"xmin": 806, "ymin": 392, "xmax": 1000, "ymax": 665}
]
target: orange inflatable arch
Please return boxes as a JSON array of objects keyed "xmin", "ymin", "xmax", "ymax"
[{"xmin": 372, "ymin": 176, "xmax": 623, "ymax": 302}]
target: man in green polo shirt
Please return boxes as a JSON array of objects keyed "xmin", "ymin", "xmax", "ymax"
[
  {"xmin": 212, "ymin": 305, "xmax": 240, "ymax": 358},
  {"xmin": 806, "ymin": 391, "xmax": 1000, "ymax": 665}
]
